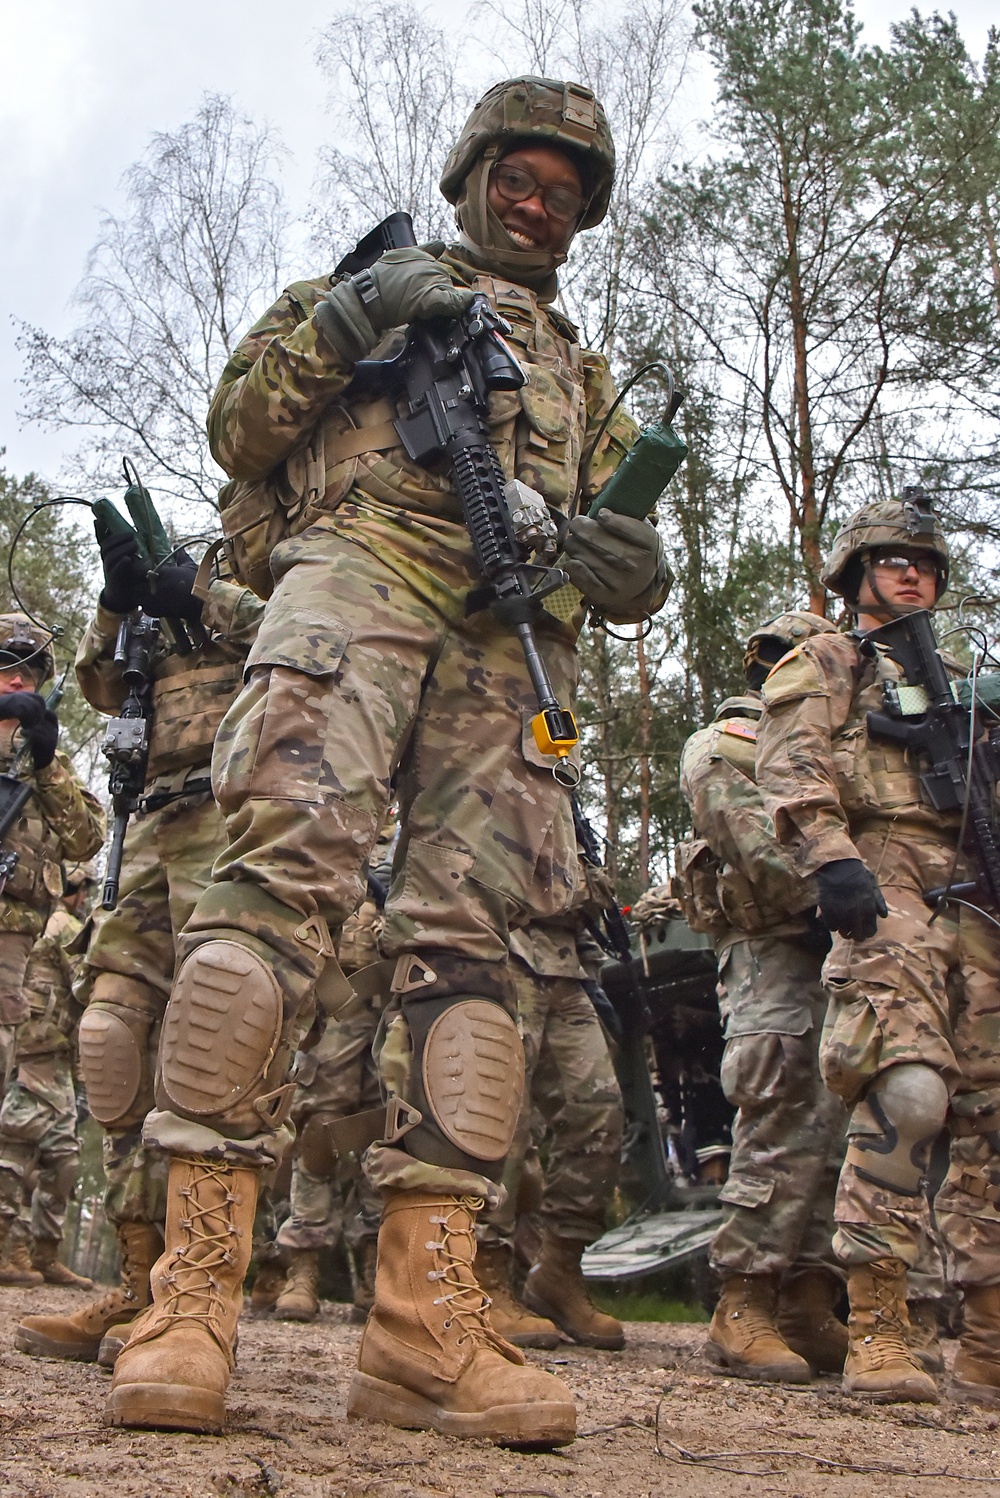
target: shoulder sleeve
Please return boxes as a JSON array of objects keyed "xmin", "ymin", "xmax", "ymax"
[
  {"xmin": 200, "ymin": 579, "xmax": 266, "ymax": 645},
  {"xmin": 74, "ymin": 606, "xmax": 128, "ymax": 713},
  {"xmin": 756, "ymin": 634, "xmax": 861, "ymax": 874},
  {"xmin": 206, "ymin": 276, "xmax": 355, "ymax": 483},
  {"xmin": 33, "ymin": 755, "xmax": 105, "ymax": 861}
]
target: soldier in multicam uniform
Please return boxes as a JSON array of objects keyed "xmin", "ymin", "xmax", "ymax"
[
  {"xmin": 678, "ymin": 611, "xmax": 850, "ymax": 1384},
  {"xmin": 0, "ymin": 615, "xmax": 104, "ymax": 1117},
  {"xmin": 15, "ymin": 553, "xmax": 263, "ymax": 1365},
  {"xmin": 477, "ymin": 916, "xmax": 625, "ymax": 1353},
  {"xmin": 105, "ymin": 77, "xmax": 669, "ymax": 1445},
  {"xmin": 756, "ymin": 497, "xmax": 1000, "ymax": 1404},
  {"xmin": 0, "ymin": 861, "xmax": 98, "ymax": 1289}
]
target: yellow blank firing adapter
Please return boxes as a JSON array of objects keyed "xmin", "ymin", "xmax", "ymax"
[{"xmin": 532, "ymin": 707, "xmax": 580, "ymax": 785}]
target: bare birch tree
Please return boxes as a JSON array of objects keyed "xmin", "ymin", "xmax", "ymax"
[{"xmin": 17, "ymin": 94, "xmax": 290, "ymax": 521}]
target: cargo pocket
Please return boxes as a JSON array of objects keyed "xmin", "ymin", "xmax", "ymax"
[
  {"xmin": 718, "ymin": 1175, "xmax": 775, "ymax": 1210},
  {"xmin": 225, "ymin": 602, "xmax": 352, "ymax": 805},
  {"xmin": 819, "ymin": 977, "xmax": 883, "ymax": 1104}
]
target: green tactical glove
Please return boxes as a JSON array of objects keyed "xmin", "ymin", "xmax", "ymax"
[
  {"xmin": 562, "ymin": 511, "xmax": 668, "ymax": 617},
  {"xmin": 315, "ymin": 247, "xmax": 475, "ymax": 364}
]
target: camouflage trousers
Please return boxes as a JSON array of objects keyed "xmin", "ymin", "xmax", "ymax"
[
  {"xmin": 480, "ymin": 960, "xmax": 623, "ymax": 1247},
  {"xmin": 0, "ymin": 933, "xmax": 35, "ymax": 1086},
  {"xmin": 710, "ymin": 934, "xmax": 847, "ymax": 1277},
  {"xmin": 81, "ymin": 786, "xmax": 224, "ymax": 1230},
  {"xmin": 821, "ymin": 832, "xmax": 1000, "ymax": 1287},
  {"xmin": 165, "ymin": 524, "xmax": 580, "ymax": 1199},
  {"xmin": 0, "ymin": 1063, "xmax": 79, "ymax": 1245},
  {"xmin": 277, "ymin": 990, "xmax": 383, "ymax": 1254}
]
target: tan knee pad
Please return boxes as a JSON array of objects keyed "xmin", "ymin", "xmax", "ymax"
[
  {"xmin": 79, "ymin": 973, "xmax": 160, "ymax": 1127},
  {"xmin": 156, "ymin": 940, "xmax": 293, "ymax": 1137},
  {"xmin": 422, "ymin": 999, "xmax": 523, "ymax": 1161},
  {"xmin": 846, "ymin": 1063, "xmax": 949, "ymax": 1196}
]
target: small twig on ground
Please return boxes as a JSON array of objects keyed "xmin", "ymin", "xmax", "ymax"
[
  {"xmin": 236, "ymin": 1425, "xmax": 294, "ymax": 1446},
  {"xmin": 248, "ymin": 1454, "xmax": 283, "ymax": 1494},
  {"xmin": 653, "ymin": 1397, "xmax": 1000, "ymax": 1481},
  {"xmin": 494, "ymin": 1488, "xmax": 562, "ymax": 1498},
  {"xmin": 576, "ymin": 1417, "xmax": 646, "ymax": 1437}
]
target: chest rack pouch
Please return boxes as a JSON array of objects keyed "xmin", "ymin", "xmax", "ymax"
[{"xmin": 335, "ymin": 212, "xmax": 580, "ymax": 784}]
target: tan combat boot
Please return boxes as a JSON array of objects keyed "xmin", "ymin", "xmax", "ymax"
[
  {"xmin": 906, "ymin": 1299, "xmax": 944, "ymax": 1374},
  {"xmin": 349, "ymin": 1239, "xmax": 377, "ymax": 1324},
  {"xmin": 274, "ymin": 1249, "xmax": 320, "ymax": 1322},
  {"xmin": 843, "ymin": 1258, "xmax": 938, "ymax": 1402},
  {"xmin": 476, "ymin": 1241, "xmax": 560, "ymax": 1349},
  {"xmin": 951, "ymin": 1284, "xmax": 1000, "ymax": 1407},
  {"xmin": 30, "ymin": 1239, "xmax": 94, "ymax": 1291},
  {"xmin": 106, "ymin": 1156, "xmax": 257, "ymax": 1433},
  {"xmin": 15, "ymin": 1221, "xmax": 161, "ymax": 1359},
  {"xmin": 0, "ymin": 1239, "xmax": 44, "ymax": 1286},
  {"xmin": 522, "ymin": 1232, "xmax": 624, "ymax": 1351},
  {"xmin": 706, "ymin": 1273, "xmax": 812, "ymax": 1383},
  {"xmin": 778, "ymin": 1268, "xmax": 848, "ymax": 1375},
  {"xmin": 347, "ymin": 1191, "xmax": 576, "ymax": 1446},
  {"xmin": 249, "ymin": 1258, "xmax": 286, "ymax": 1312}
]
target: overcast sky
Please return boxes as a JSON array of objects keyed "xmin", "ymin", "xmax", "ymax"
[{"xmin": 1, "ymin": 0, "xmax": 996, "ymax": 486}]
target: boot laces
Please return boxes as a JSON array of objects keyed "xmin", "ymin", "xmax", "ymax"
[
  {"xmin": 423, "ymin": 1196, "xmax": 491, "ymax": 1345},
  {"xmin": 862, "ymin": 1264, "xmax": 913, "ymax": 1364},
  {"xmin": 157, "ymin": 1160, "xmax": 242, "ymax": 1330}
]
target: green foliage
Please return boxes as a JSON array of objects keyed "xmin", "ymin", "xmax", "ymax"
[{"xmin": 0, "ymin": 463, "xmax": 105, "ymax": 779}]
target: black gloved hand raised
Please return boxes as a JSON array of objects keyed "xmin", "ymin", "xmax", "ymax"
[
  {"xmin": 97, "ymin": 528, "xmax": 147, "ymax": 615},
  {"xmin": 816, "ymin": 858, "xmax": 888, "ymax": 941},
  {"xmin": 141, "ymin": 551, "xmax": 204, "ymax": 623},
  {"xmin": 0, "ymin": 691, "xmax": 59, "ymax": 769}
]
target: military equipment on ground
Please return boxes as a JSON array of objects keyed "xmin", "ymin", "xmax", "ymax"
[
  {"xmin": 866, "ymin": 608, "xmax": 1000, "ymax": 910},
  {"xmin": 100, "ymin": 614, "xmax": 160, "ymax": 910}
]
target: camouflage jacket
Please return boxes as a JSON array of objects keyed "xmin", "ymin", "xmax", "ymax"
[
  {"xmin": 677, "ymin": 694, "xmax": 817, "ymax": 948},
  {"xmin": 207, "ymin": 246, "xmax": 661, "ymax": 628},
  {"xmin": 74, "ymin": 577, "xmax": 264, "ymax": 785},
  {"xmin": 0, "ymin": 735, "xmax": 104, "ymax": 938},
  {"xmin": 15, "ymin": 904, "xmax": 84, "ymax": 1060},
  {"xmin": 756, "ymin": 630, "xmax": 965, "ymax": 876}
]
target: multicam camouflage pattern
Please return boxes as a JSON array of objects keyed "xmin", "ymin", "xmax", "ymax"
[
  {"xmin": 758, "ymin": 628, "xmax": 1000, "ymax": 1283},
  {"xmin": 709, "ymin": 936, "xmax": 845, "ymax": 1275},
  {"xmin": 0, "ymin": 732, "xmax": 104, "ymax": 948},
  {"xmin": 439, "ymin": 76, "xmax": 615, "ymax": 230},
  {"xmin": 0, "ymin": 1074, "xmax": 79, "ymax": 1245},
  {"xmin": 75, "ymin": 579, "xmax": 264, "ymax": 781},
  {"xmin": 14, "ymin": 906, "xmax": 83, "ymax": 1065},
  {"xmin": 481, "ymin": 952, "xmax": 623, "ymax": 1247}
]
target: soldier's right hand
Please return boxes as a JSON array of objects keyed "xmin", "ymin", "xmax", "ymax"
[
  {"xmin": 816, "ymin": 858, "xmax": 888, "ymax": 941},
  {"xmin": 0, "ymin": 690, "xmax": 59, "ymax": 768},
  {"xmin": 316, "ymin": 248, "xmax": 474, "ymax": 363},
  {"xmin": 96, "ymin": 526, "xmax": 147, "ymax": 615}
]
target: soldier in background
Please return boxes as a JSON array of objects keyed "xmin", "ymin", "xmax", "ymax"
[
  {"xmin": 15, "ymin": 547, "xmax": 263, "ymax": 1364},
  {"xmin": 677, "ymin": 610, "xmax": 849, "ymax": 1384},
  {"xmin": 0, "ymin": 615, "xmax": 104, "ymax": 1099},
  {"xmin": 477, "ymin": 917, "xmax": 625, "ymax": 1352},
  {"xmin": 0, "ymin": 861, "xmax": 98, "ymax": 1289},
  {"xmin": 756, "ymin": 499, "xmax": 999, "ymax": 1404}
]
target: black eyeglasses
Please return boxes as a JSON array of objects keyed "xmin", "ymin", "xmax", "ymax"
[
  {"xmin": 870, "ymin": 552, "xmax": 940, "ymax": 579},
  {"xmin": 490, "ymin": 163, "xmax": 586, "ymax": 223}
]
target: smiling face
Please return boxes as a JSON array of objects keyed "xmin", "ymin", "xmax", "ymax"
[
  {"xmin": 485, "ymin": 144, "xmax": 585, "ymax": 256},
  {"xmin": 855, "ymin": 547, "xmax": 940, "ymax": 629}
]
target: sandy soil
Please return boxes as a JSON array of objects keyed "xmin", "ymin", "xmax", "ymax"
[{"xmin": 1, "ymin": 1287, "xmax": 999, "ymax": 1497}]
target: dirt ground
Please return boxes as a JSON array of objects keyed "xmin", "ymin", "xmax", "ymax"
[{"xmin": 1, "ymin": 1287, "xmax": 999, "ymax": 1498}]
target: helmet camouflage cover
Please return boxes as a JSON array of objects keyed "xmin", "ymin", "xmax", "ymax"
[
  {"xmin": 821, "ymin": 490, "xmax": 950, "ymax": 601},
  {"xmin": 440, "ymin": 76, "xmax": 615, "ymax": 230},
  {"xmin": 0, "ymin": 612, "xmax": 55, "ymax": 684},
  {"xmin": 743, "ymin": 609, "xmax": 835, "ymax": 682}
]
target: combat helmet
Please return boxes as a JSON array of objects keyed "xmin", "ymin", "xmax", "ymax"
[
  {"xmin": 0, "ymin": 613, "xmax": 55, "ymax": 685},
  {"xmin": 743, "ymin": 609, "xmax": 835, "ymax": 689},
  {"xmin": 821, "ymin": 487, "xmax": 949, "ymax": 604},
  {"xmin": 440, "ymin": 77, "xmax": 616, "ymax": 230}
]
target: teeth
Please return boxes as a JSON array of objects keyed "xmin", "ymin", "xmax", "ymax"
[{"xmin": 508, "ymin": 230, "xmax": 539, "ymax": 248}]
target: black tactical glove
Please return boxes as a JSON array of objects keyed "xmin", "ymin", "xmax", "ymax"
[
  {"xmin": 142, "ymin": 551, "xmax": 204, "ymax": 623},
  {"xmin": 816, "ymin": 858, "xmax": 888, "ymax": 941},
  {"xmin": 97, "ymin": 527, "xmax": 147, "ymax": 614},
  {"xmin": 0, "ymin": 690, "xmax": 59, "ymax": 769},
  {"xmin": 562, "ymin": 510, "xmax": 667, "ymax": 615},
  {"xmin": 315, "ymin": 247, "xmax": 475, "ymax": 364}
]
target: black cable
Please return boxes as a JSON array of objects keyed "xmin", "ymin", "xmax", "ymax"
[{"xmin": 570, "ymin": 360, "xmax": 672, "ymax": 520}]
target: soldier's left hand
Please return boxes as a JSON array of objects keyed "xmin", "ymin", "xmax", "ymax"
[
  {"xmin": 562, "ymin": 511, "xmax": 665, "ymax": 612},
  {"xmin": 142, "ymin": 551, "xmax": 204, "ymax": 623}
]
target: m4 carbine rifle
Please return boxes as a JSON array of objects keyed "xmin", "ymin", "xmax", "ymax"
[
  {"xmin": 335, "ymin": 213, "xmax": 686, "ymax": 784},
  {"xmin": 100, "ymin": 613, "xmax": 160, "ymax": 910},
  {"xmin": 866, "ymin": 607, "xmax": 1000, "ymax": 908},
  {"xmin": 0, "ymin": 679, "xmax": 65, "ymax": 896}
]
